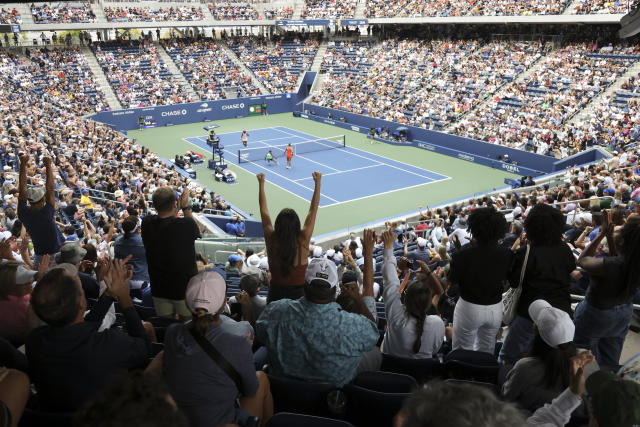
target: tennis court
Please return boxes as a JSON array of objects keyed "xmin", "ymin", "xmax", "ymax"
[{"xmin": 184, "ymin": 126, "xmax": 450, "ymax": 207}]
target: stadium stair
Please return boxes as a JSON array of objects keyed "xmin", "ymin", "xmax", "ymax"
[
  {"xmin": 13, "ymin": 3, "xmax": 33, "ymax": 25},
  {"xmin": 310, "ymin": 39, "xmax": 328, "ymax": 74},
  {"xmin": 354, "ymin": 0, "xmax": 367, "ymax": 19},
  {"xmin": 90, "ymin": 2, "xmax": 108, "ymax": 23},
  {"xmin": 155, "ymin": 41, "xmax": 200, "ymax": 101},
  {"xmin": 443, "ymin": 42, "xmax": 556, "ymax": 133},
  {"xmin": 567, "ymin": 59, "xmax": 640, "ymax": 126},
  {"xmin": 219, "ymin": 40, "xmax": 271, "ymax": 94},
  {"xmin": 563, "ymin": 0, "xmax": 583, "ymax": 14},
  {"xmin": 81, "ymin": 46, "xmax": 123, "ymax": 111},
  {"xmin": 291, "ymin": 0, "xmax": 304, "ymax": 19}
]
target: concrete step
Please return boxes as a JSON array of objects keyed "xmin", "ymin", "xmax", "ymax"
[
  {"xmin": 310, "ymin": 39, "xmax": 328, "ymax": 73},
  {"xmin": 91, "ymin": 2, "xmax": 108, "ymax": 23},
  {"xmin": 292, "ymin": 0, "xmax": 304, "ymax": 19},
  {"xmin": 154, "ymin": 41, "xmax": 200, "ymax": 101},
  {"xmin": 219, "ymin": 40, "xmax": 270, "ymax": 95},
  {"xmin": 563, "ymin": 0, "xmax": 581, "ymax": 14},
  {"xmin": 567, "ymin": 59, "xmax": 640, "ymax": 126},
  {"xmin": 15, "ymin": 3, "xmax": 34, "ymax": 25},
  {"xmin": 81, "ymin": 45, "xmax": 122, "ymax": 111},
  {"xmin": 354, "ymin": 0, "xmax": 367, "ymax": 19}
]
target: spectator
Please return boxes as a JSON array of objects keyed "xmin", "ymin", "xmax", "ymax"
[
  {"xmin": 404, "ymin": 237, "xmax": 430, "ymax": 263},
  {"xmin": 448, "ymin": 207, "xmax": 511, "ymax": 354},
  {"xmin": 26, "ymin": 259, "xmax": 151, "ymax": 412},
  {"xmin": 162, "ymin": 270, "xmax": 273, "ymax": 427},
  {"xmin": 381, "ymin": 229, "xmax": 446, "ymax": 359},
  {"xmin": 256, "ymin": 254, "xmax": 379, "ymax": 386},
  {"xmin": 574, "ymin": 215, "xmax": 640, "ymax": 368},
  {"xmin": 257, "ymin": 172, "xmax": 322, "ymax": 302},
  {"xmin": 17, "ymin": 155, "xmax": 64, "ymax": 269},
  {"xmin": 0, "ymin": 366, "xmax": 29, "ymax": 427},
  {"xmin": 238, "ymin": 274, "xmax": 266, "ymax": 321},
  {"xmin": 0, "ymin": 262, "xmax": 37, "ymax": 346},
  {"xmin": 142, "ymin": 186, "xmax": 201, "ymax": 320},
  {"xmin": 226, "ymin": 253, "xmax": 243, "ymax": 275},
  {"xmin": 114, "ymin": 215, "xmax": 150, "ymax": 305},
  {"xmin": 75, "ymin": 371, "xmax": 188, "ymax": 427},
  {"xmin": 502, "ymin": 299, "xmax": 577, "ymax": 412},
  {"xmin": 499, "ymin": 204, "xmax": 576, "ymax": 366}
]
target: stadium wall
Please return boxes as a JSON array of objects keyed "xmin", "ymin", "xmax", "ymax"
[
  {"xmin": 295, "ymin": 105, "xmax": 603, "ymax": 175},
  {"xmin": 87, "ymin": 94, "xmax": 297, "ymax": 132}
]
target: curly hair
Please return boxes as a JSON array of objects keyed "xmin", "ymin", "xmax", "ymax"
[
  {"xmin": 524, "ymin": 204, "xmax": 565, "ymax": 247},
  {"xmin": 467, "ymin": 207, "xmax": 507, "ymax": 245}
]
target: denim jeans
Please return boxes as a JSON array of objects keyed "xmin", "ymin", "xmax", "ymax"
[
  {"xmin": 453, "ymin": 297, "xmax": 503, "ymax": 355},
  {"xmin": 573, "ymin": 300, "xmax": 633, "ymax": 369},
  {"xmin": 498, "ymin": 315, "xmax": 534, "ymax": 366}
]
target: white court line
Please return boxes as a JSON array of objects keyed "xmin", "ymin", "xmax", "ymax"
[
  {"xmin": 320, "ymin": 177, "xmax": 453, "ymax": 208},
  {"xmin": 276, "ymin": 126, "xmax": 451, "ymax": 181},
  {"xmin": 181, "ymin": 137, "xmax": 339, "ymax": 204},
  {"xmin": 293, "ymin": 163, "xmax": 383, "ymax": 181}
]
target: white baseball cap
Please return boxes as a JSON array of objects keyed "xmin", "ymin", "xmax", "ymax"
[
  {"xmin": 246, "ymin": 254, "xmax": 261, "ymax": 268},
  {"xmin": 16, "ymin": 265, "xmax": 37, "ymax": 285},
  {"xmin": 185, "ymin": 271, "xmax": 226, "ymax": 315},
  {"xmin": 305, "ymin": 257, "xmax": 338, "ymax": 288},
  {"xmin": 334, "ymin": 252, "xmax": 344, "ymax": 263},
  {"xmin": 258, "ymin": 257, "xmax": 269, "ymax": 270},
  {"xmin": 325, "ymin": 249, "xmax": 335, "ymax": 258},
  {"xmin": 528, "ymin": 299, "xmax": 575, "ymax": 348},
  {"xmin": 355, "ymin": 248, "xmax": 363, "ymax": 259},
  {"xmin": 416, "ymin": 237, "xmax": 427, "ymax": 247},
  {"xmin": 312, "ymin": 246, "xmax": 323, "ymax": 258}
]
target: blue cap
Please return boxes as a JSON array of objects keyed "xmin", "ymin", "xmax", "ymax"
[
  {"xmin": 228, "ymin": 254, "xmax": 242, "ymax": 263},
  {"xmin": 603, "ymin": 188, "xmax": 615, "ymax": 195}
]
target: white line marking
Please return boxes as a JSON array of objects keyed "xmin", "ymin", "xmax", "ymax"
[{"xmin": 293, "ymin": 163, "xmax": 383, "ymax": 181}]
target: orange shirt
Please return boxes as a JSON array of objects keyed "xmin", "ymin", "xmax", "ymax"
[{"xmin": 286, "ymin": 146, "xmax": 293, "ymax": 159}]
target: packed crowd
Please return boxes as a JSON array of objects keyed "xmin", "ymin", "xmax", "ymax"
[
  {"xmin": 0, "ymin": 6, "xmax": 20, "ymax": 24},
  {"xmin": 264, "ymin": 6, "xmax": 294, "ymax": 19},
  {"xmin": 573, "ymin": 0, "xmax": 629, "ymax": 14},
  {"xmin": 229, "ymin": 36, "xmax": 318, "ymax": 93},
  {"xmin": 468, "ymin": 0, "xmax": 571, "ymax": 15},
  {"xmin": 300, "ymin": 0, "xmax": 357, "ymax": 18},
  {"xmin": 104, "ymin": 6, "xmax": 205, "ymax": 22},
  {"xmin": 451, "ymin": 43, "xmax": 640, "ymax": 157},
  {"xmin": 31, "ymin": 2, "xmax": 96, "ymax": 24},
  {"xmin": 93, "ymin": 40, "xmax": 194, "ymax": 108},
  {"xmin": 164, "ymin": 39, "xmax": 262, "ymax": 100},
  {"xmin": 0, "ymin": 101, "xmax": 638, "ymax": 425},
  {"xmin": 314, "ymin": 39, "xmax": 544, "ymax": 129},
  {"xmin": 207, "ymin": 3, "xmax": 260, "ymax": 20},
  {"xmin": 365, "ymin": 0, "xmax": 470, "ymax": 17},
  {"xmin": 0, "ymin": 48, "xmax": 108, "ymax": 115}
]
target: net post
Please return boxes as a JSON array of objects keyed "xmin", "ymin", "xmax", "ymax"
[
  {"xmin": 237, "ymin": 149, "xmax": 241, "ymax": 164},
  {"xmin": 342, "ymin": 135, "xmax": 345, "ymax": 147}
]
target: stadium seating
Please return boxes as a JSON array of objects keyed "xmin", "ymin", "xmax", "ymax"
[
  {"xmin": 104, "ymin": 6, "xmax": 205, "ymax": 22},
  {"xmin": 31, "ymin": 2, "xmax": 96, "ymax": 23},
  {"xmin": 229, "ymin": 37, "xmax": 318, "ymax": 93},
  {"xmin": 164, "ymin": 39, "xmax": 261, "ymax": 100},
  {"xmin": 0, "ymin": 6, "xmax": 20, "ymax": 24},
  {"xmin": 208, "ymin": 3, "xmax": 259, "ymax": 20},
  {"xmin": 93, "ymin": 41, "xmax": 193, "ymax": 107},
  {"xmin": 301, "ymin": 0, "xmax": 357, "ymax": 18}
]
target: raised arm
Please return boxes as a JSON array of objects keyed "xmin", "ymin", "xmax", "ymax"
[
  {"xmin": 576, "ymin": 212, "xmax": 612, "ymax": 275},
  {"xmin": 18, "ymin": 154, "xmax": 28, "ymax": 202},
  {"xmin": 43, "ymin": 157, "xmax": 56, "ymax": 207},
  {"xmin": 416, "ymin": 259, "xmax": 444, "ymax": 298},
  {"xmin": 361, "ymin": 228, "xmax": 374, "ymax": 298},
  {"xmin": 301, "ymin": 172, "xmax": 322, "ymax": 240},
  {"xmin": 256, "ymin": 173, "xmax": 273, "ymax": 237}
]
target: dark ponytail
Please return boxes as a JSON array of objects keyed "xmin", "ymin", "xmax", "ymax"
[
  {"xmin": 402, "ymin": 277, "xmax": 432, "ymax": 354},
  {"xmin": 272, "ymin": 208, "xmax": 301, "ymax": 278},
  {"xmin": 192, "ymin": 308, "xmax": 217, "ymax": 335}
]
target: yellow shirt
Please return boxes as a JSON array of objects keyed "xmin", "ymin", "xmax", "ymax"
[{"xmin": 80, "ymin": 195, "xmax": 94, "ymax": 210}]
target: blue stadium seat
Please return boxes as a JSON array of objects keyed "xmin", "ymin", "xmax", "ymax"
[{"xmin": 267, "ymin": 375, "xmax": 338, "ymax": 418}]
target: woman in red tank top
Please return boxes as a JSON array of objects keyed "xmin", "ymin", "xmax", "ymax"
[{"xmin": 257, "ymin": 171, "xmax": 322, "ymax": 303}]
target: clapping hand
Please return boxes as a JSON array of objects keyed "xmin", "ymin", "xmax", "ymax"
[
  {"xmin": 104, "ymin": 256, "xmax": 133, "ymax": 305},
  {"xmin": 569, "ymin": 351, "xmax": 595, "ymax": 397}
]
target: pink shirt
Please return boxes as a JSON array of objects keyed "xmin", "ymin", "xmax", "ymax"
[{"xmin": 0, "ymin": 294, "xmax": 31, "ymax": 344}]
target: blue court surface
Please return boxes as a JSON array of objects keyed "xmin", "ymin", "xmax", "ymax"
[{"xmin": 184, "ymin": 126, "xmax": 450, "ymax": 207}]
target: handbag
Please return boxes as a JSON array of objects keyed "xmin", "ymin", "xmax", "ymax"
[{"xmin": 502, "ymin": 244, "xmax": 530, "ymax": 325}]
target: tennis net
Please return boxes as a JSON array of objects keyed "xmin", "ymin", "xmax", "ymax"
[{"xmin": 237, "ymin": 135, "xmax": 346, "ymax": 163}]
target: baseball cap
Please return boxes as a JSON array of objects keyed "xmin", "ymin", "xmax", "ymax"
[
  {"xmin": 16, "ymin": 265, "xmax": 37, "ymax": 285},
  {"xmin": 26, "ymin": 187, "xmax": 45, "ymax": 204},
  {"xmin": 355, "ymin": 248, "xmax": 363, "ymax": 259},
  {"xmin": 185, "ymin": 270, "xmax": 226, "ymax": 315},
  {"xmin": 55, "ymin": 242, "xmax": 87, "ymax": 265},
  {"xmin": 258, "ymin": 257, "xmax": 269, "ymax": 270},
  {"xmin": 603, "ymin": 188, "xmax": 615, "ymax": 195},
  {"xmin": 228, "ymin": 254, "xmax": 242, "ymax": 263},
  {"xmin": 586, "ymin": 370, "xmax": 640, "ymax": 427},
  {"xmin": 312, "ymin": 246, "xmax": 323, "ymax": 258},
  {"xmin": 305, "ymin": 257, "xmax": 338, "ymax": 288},
  {"xmin": 81, "ymin": 189, "xmax": 89, "ymax": 195},
  {"xmin": 326, "ymin": 249, "xmax": 335, "ymax": 258},
  {"xmin": 416, "ymin": 237, "xmax": 427, "ymax": 247},
  {"xmin": 341, "ymin": 270, "xmax": 358, "ymax": 285},
  {"xmin": 0, "ymin": 231, "xmax": 12, "ymax": 242},
  {"xmin": 528, "ymin": 299, "xmax": 574, "ymax": 348}
]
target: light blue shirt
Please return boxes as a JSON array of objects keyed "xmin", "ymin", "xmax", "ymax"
[{"xmin": 256, "ymin": 296, "xmax": 379, "ymax": 386}]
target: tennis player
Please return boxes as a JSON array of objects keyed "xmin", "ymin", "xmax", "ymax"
[
  {"xmin": 265, "ymin": 150, "xmax": 278, "ymax": 166},
  {"xmin": 285, "ymin": 143, "xmax": 293, "ymax": 169},
  {"xmin": 241, "ymin": 130, "xmax": 249, "ymax": 147}
]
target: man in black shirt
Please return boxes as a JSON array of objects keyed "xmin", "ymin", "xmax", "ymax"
[
  {"xmin": 26, "ymin": 259, "xmax": 150, "ymax": 412},
  {"xmin": 141, "ymin": 186, "xmax": 200, "ymax": 319}
]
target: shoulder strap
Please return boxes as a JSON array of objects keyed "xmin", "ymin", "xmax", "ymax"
[
  {"xmin": 518, "ymin": 244, "xmax": 531, "ymax": 288},
  {"xmin": 188, "ymin": 323, "xmax": 245, "ymax": 395}
]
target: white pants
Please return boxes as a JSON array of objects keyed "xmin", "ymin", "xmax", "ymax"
[{"xmin": 452, "ymin": 297, "xmax": 503, "ymax": 355}]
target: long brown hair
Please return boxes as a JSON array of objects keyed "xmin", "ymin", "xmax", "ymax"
[{"xmin": 272, "ymin": 208, "xmax": 300, "ymax": 277}]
